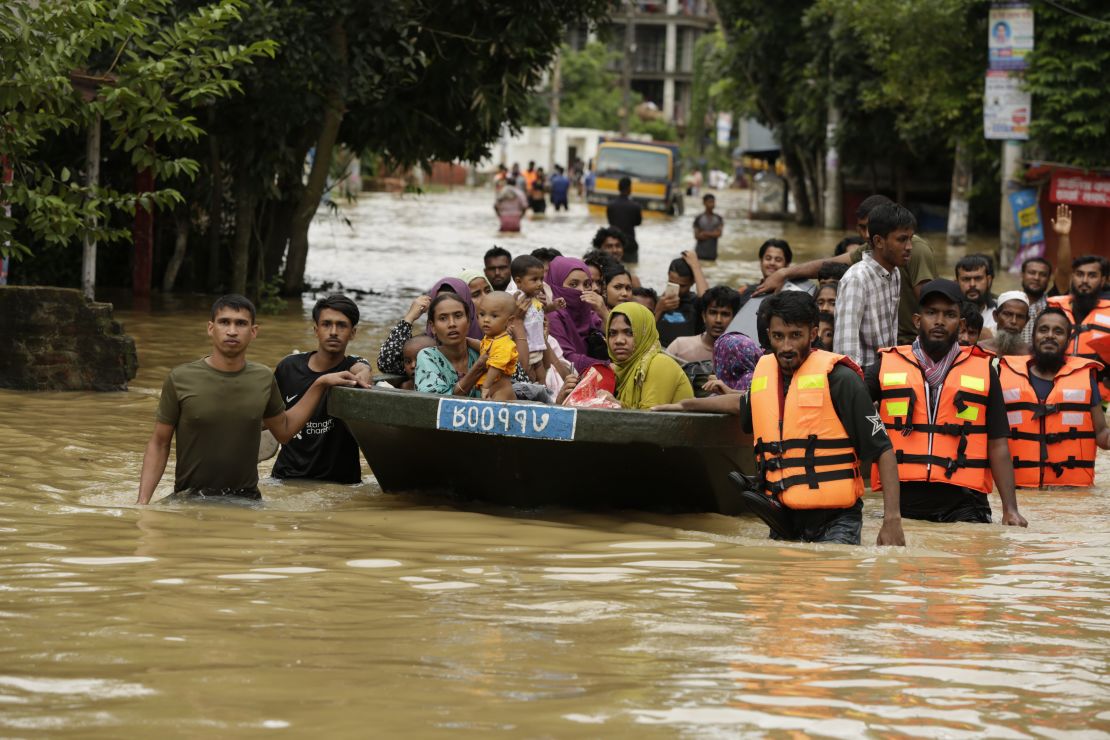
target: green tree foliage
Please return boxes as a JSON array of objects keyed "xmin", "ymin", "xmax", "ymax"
[
  {"xmin": 0, "ymin": 0, "xmax": 275, "ymax": 260},
  {"xmin": 1025, "ymin": 0, "xmax": 1110, "ymax": 168},
  {"xmin": 714, "ymin": 0, "xmax": 832, "ymax": 224},
  {"xmin": 198, "ymin": 0, "xmax": 612, "ymax": 294}
]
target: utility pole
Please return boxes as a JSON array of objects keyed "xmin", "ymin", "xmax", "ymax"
[
  {"xmin": 82, "ymin": 116, "xmax": 101, "ymax": 300},
  {"xmin": 947, "ymin": 140, "xmax": 972, "ymax": 246},
  {"xmin": 999, "ymin": 140, "xmax": 1022, "ymax": 268},
  {"xmin": 620, "ymin": 2, "xmax": 635, "ymax": 137},
  {"xmin": 548, "ymin": 49, "xmax": 561, "ymax": 171}
]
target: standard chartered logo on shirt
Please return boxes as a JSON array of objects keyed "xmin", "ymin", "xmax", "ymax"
[{"xmin": 303, "ymin": 420, "xmax": 333, "ymax": 436}]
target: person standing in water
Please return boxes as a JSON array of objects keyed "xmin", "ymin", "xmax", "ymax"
[
  {"xmin": 136, "ymin": 295, "xmax": 366, "ymax": 504},
  {"xmin": 867, "ymin": 280, "xmax": 1027, "ymax": 526},
  {"xmin": 607, "ymin": 176, "xmax": 642, "ymax": 262},
  {"xmin": 692, "ymin": 193, "xmax": 724, "ymax": 261},
  {"xmin": 272, "ymin": 295, "xmax": 372, "ymax": 484},
  {"xmin": 997, "ymin": 307, "xmax": 1110, "ymax": 488},
  {"xmin": 655, "ymin": 291, "xmax": 904, "ymax": 546}
]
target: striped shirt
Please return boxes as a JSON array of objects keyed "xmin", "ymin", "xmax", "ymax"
[{"xmin": 834, "ymin": 251, "xmax": 901, "ymax": 371}]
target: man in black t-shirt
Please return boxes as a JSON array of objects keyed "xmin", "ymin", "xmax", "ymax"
[
  {"xmin": 606, "ymin": 177, "xmax": 643, "ymax": 262},
  {"xmin": 273, "ymin": 295, "xmax": 372, "ymax": 484}
]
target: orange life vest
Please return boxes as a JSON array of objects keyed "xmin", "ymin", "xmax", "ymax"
[
  {"xmin": 875, "ymin": 345, "xmax": 994, "ymax": 494},
  {"xmin": 1046, "ymin": 294, "xmax": 1110, "ymax": 397},
  {"xmin": 749, "ymin": 350, "xmax": 864, "ymax": 510},
  {"xmin": 997, "ymin": 354, "xmax": 1100, "ymax": 487}
]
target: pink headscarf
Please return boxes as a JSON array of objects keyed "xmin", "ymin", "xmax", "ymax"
[{"xmin": 546, "ymin": 257, "xmax": 601, "ymax": 337}]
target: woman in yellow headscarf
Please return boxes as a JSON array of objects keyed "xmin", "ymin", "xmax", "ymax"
[{"xmin": 605, "ymin": 302, "xmax": 694, "ymax": 409}]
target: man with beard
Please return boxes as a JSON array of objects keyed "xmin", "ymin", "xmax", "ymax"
[
  {"xmin": 866, "ymin": 279, "xmax": 1027, "ymax": 526},
  {"xmin": 997, "ymin": 308, "xmax": 1110, "ymax": 488},
  {"xmin": 1047, "ymin": 255, "xmax": 1110, "ymax": 400},
  {"xmin": 1019, "ymin": 257, "xmax": 1053, "ymax": 342},
  {"xmin": 655, "ymin": 291, "xmax": 904, "ymax": 546},
  {"xmin": 979, "ymin": 291, "xmax": 1031, "ymax": 356},
  {"xmin": 955, "ymin": 254, "xmax": 997, "ymax": 332}
]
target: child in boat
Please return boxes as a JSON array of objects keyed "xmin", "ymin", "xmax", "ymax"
[
  {"xmin": 475, "ymin": 291, "xmax": 519, "ymax": 401},
  {"xmin": 401, "ymin": 335, "xmax": 436, "ymax": 390},
  {"xmin": 510, "ymin": 254, "xmax": 564, "ymax": 382}
]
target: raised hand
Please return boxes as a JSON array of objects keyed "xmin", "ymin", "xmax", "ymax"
[
  {"xmin": 404, "ymin": 294, "xmax": 432, "ymax": 323},
  {"xmin": 1051, "ymin": 204, "xmax": 1072, "ymax": 236}
]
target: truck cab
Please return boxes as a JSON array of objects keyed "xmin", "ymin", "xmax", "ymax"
[{"xmin": 587, "ymin": 139, "xmax": 684, "ymax": 217}]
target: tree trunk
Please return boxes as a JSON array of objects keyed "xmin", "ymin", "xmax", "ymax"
[
  {"xmin": 206, "ymin": 114, "xmax": 223, "ymax": 293},
  {"xmin": 946, "ymin": 139, "xmax": 972, "ymax": 246},
  {"xmin": 283, "ymin": 22, "xmax": 349, "ymax": 296},
  {"xmin": 230, "ymin": 177, "xmax": 254, "ymax": 296},
  {"xmin": 823, "ymin": 104, "xmax": 842, "ymax": 230},
  {"xmin": 782, "ymin": 146, "xmax": 814, "ymax": 226},
  {"xmin": 162, "ymin": 209, "xmax": 189, "ymax": 292}
]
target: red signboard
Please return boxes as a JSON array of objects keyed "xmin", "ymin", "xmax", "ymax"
[{"xmin": 1050, "ymin": 171, "xmax": 1110, "ymax": 208}]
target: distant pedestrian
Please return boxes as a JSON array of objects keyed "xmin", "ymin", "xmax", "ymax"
[
  {"xmin": 692, "ymin": 193, "xmax": 724, "ymax": 261},
  {"xmin": 528, "ymin": 167, "xmax": 547, "ymax": 214},
  {"xmin": 549, "ymin": 165, "xmax": 570, "ymax": 211},
  {"xmin": 607, "ymin": 176, "xmax": 642, "ymax": 262}
]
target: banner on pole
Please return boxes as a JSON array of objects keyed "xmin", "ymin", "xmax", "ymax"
[
  {"xmin": 984, "ymin": 70, "xmax": 1030, "ymax": 140},
  {"xmin": 989, "ymin": 2, "xmax": 1034, "ymax": 70}
]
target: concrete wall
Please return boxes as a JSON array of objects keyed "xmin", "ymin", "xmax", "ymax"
[
  {"xmin": 0, "ymin": 286, "xmax": 138, "ymax": 391},
  {"xmin": 482, "ymin": 127, "xmax": 652, "ymax": 174}
]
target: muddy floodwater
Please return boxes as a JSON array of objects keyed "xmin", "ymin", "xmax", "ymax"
[{"xmin": 1, "ymin": 189, "xmax": 1107, "ymax": 736}]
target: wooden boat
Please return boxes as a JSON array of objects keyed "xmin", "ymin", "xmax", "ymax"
[{"xmin": 329, "ymin": 384, "xmax": 756, "ymax": 514}]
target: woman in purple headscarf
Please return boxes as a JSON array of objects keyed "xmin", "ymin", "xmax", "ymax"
[
  {"xmin": 376, "ymin": 276, "xmax": 484, "ymax": 375},
  {"xmin": 547, "ymin": 256, "xmax": 610, "ymax": 373},
  {"xmin": 702, "ymin": 332, "xmax": 764, "ymax": 395}
]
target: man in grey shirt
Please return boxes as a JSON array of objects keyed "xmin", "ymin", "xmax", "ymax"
[{"xmin": 693, "ymin": 193, "xmax": 724, "ymax": 261}]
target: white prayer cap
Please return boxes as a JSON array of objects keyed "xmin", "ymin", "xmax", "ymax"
[{"xmin": 995, "ymin": 290, "xmax": 1030, "ymax": 308}]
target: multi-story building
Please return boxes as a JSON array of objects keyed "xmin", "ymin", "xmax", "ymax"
[{"xmin": 569, "ymin": 1, "xmax": 718, "ymax": 128}]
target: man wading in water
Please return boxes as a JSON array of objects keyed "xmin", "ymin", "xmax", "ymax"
[
  {"xmin": 136, "ymin": 294, "xmax": 367, "ymax": 504},
  {"xmin": 654, "ymin": 291, "xmax": 904, "ymax": 546},
  {"xmin": 272, "ymin": 295, "xmax": 372, "ymax": 484}
]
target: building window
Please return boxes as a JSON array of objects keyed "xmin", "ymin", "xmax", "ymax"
[{"xmin": 634, "ymin": 26, "xmax": 666, "ymax": 73}]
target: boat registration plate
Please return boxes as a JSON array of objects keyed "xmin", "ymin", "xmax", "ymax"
[{"xmin": 436, "ymin": 398, "xmax": 577, "ymax": 441}]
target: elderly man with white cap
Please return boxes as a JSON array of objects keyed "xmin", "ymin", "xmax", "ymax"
[{"xmin": 979, "ymin": 290, "xmax": 1031, "ymax": 356}]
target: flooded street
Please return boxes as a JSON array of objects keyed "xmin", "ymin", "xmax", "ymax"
[{"xmin": 1, "ymin": 189, "xmax": 1108, "ymax": 737}]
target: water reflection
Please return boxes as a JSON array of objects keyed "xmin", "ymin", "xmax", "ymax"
[{"xmin": 0, "ymin": 190, "xmax": 1103, "ymax": 736}]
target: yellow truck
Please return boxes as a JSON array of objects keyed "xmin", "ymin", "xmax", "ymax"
[{"xmin": 587, "ymin": 139, "xmax": 685, "ymax": 217}]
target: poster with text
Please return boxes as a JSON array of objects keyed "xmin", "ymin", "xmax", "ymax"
[
  {"xmin": 989, "ymin": 2, "xmax": 1034, "ymax": 70},
  {"xmin": 1008, "ymin": 188, "xmax": 1045, "ymax": 273},
  {"xmin": 984, "ymin": 70, "xmax": 1030, "ymax": 140}
]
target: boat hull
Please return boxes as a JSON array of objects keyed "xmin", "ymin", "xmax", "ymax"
[{"xmin": 329, "ymin": 387, "xmax": 755, "ymax": 514}]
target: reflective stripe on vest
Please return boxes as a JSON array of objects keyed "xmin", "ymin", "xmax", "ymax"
[
  {"xmin": 997, "ymin": 354, "xmax": 1099, "ymax": 487},
  {"xmin": 749, "ymin": 350, "xmax": 863, "ymax": 510},
  {"xmin": 875, "ymin": 345, "xmax": 994, "ymax": 493}
]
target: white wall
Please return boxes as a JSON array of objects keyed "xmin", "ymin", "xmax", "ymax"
[{"xmin": 480, "ymin": 127, "xmax": 652, "ymax": 174}]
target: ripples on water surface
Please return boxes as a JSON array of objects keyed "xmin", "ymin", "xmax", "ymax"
[{"xmin": 1, "ymin": 190, "xmax": 1107, "ymax": 736}]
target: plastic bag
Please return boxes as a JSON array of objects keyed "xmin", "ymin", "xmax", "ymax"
[{"xmin": 563, "ymin": 365, "xmax": 620, "ymax": 408}]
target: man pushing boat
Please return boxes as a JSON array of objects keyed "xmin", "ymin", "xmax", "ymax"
[{"xmin": 136, "ymin": 294, "xmax": 367, "ymax": 504}]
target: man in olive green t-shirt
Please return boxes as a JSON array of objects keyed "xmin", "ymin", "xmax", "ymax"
[
  {"xmin": 136, "ymin": 294, "xmax": 366, "ymax": 504},
  {"xmin": 754, "ymin": 195, "xmax": 937, "ymax": 343}
]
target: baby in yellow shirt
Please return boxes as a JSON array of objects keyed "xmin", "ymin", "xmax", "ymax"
[{"xmin": 476, "ymin": 291, "xmax": 519, "ymax": 401}]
